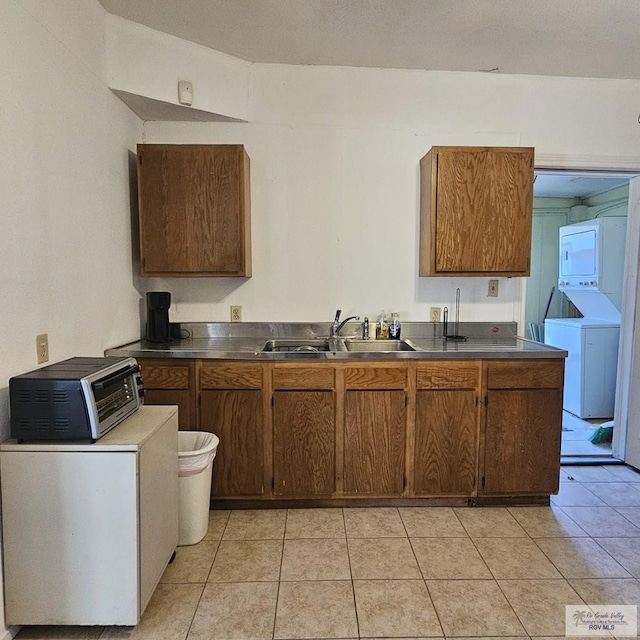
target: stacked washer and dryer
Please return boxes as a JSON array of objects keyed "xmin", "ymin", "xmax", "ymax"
[{"xmin": 544, "ymin": 217, "xmax": 626, "ymax": 419}]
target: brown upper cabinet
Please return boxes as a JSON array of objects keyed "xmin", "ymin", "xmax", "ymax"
[
  {"xmin": 419, "ymin": 146, "xmax": 534, "ymax": 277},
  {"xmin": 137, "ymin": 144, "xmax": 251, "ymax": 277}
]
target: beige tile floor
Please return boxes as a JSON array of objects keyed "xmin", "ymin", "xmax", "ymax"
[
  {"xmin": 561, "ymin": 411, "xmax": 613, "ymax": 458},
  {"xmin": 16, "ymin": 464, "xmax": 640, "ymax": 640}
]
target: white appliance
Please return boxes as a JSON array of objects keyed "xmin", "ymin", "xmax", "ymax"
[
  {"xmin": 558, "ymin": 216, "xmax": 626, "ymax": 321},
  {"xmin": 0, "ymin": 405, "xmax": 178, "ymax": 626},
  {"xmin": 549, "ymin": 217, "xmax": 626, "ymax": 419},
  {"xmin": 544, "ymin": 317, "xmax": 619, "ymax": 419}
]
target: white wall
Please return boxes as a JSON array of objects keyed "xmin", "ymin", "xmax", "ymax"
[
  {"xmin": 0, "ymin": 1, "xmax": 142, "ymax": 632},
  {"xmin": 106, "ymin": 14, "xmax": 251, "ymax": 121},
  {"xmin": 141, "ymin": 64, "xmax": 640, "ymax": 325}
]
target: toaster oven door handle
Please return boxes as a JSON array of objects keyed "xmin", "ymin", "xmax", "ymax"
[{"xmin": 92, "ymin": 364, "xmax": 141, "ymax": 390}]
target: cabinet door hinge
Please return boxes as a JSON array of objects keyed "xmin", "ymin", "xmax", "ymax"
[
  {"xmin": 405, "ymin": 393, "xmax": 408, "ymax": 407},
  {"xmin": 484, "ymin": 395, "xmax": 488, "ymax": 407},
  {"xmin": 481, "ymin": 475, "xmax": 486, "ymax": 489},
  {"xmin": 271, "ymin": 477, "xmax": 275, "ymax": 491},
  {"xmin": 271, "ymin": 396, "xmax": 274, "ymax": 407}
]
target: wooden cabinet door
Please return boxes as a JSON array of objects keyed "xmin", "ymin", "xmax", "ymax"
[
  {"xmin": 482, "ymin": 360, "xmax": 564, "ymax": 496},
  {"xmin": 344, "ymin": 390, "xmax": 406, "ymax": 496},
  {"xmin": 273, "ymin": 391, "xmax": 335, "ymax": 497},
  {"xmin": 483, "ymin": 388, "xmax": 562, "ymax": 494},
  {"xmin": 420, "ymin": 146, "xmax": 533, "ymax": 276},
  {"xmin": 415, "ymin": 390, "xmax": 477, "ymax": 495},
  {"xmin": 139, "ymin": 359, "xmax": 196, "ymax": 431},
  {"xmin": 137, "ymin": 144, "xmax": 251, "ymax": 276},
  {"xmin": 200, "ymin": 390, "xmax": 264, "ymax": 497}
]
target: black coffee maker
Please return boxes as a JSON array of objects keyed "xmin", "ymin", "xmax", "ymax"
[{"xmin": 146, "ymin": 292, "xmax": 172, "ymax": 343}]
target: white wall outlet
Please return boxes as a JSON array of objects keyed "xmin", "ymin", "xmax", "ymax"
[
  {"xmin": 36, "ymin": 333, "xmax": 49, "ymax": 364},
  {"xmin": 429, "ymin": 307, "xmax": 441, "ymax": 322},
  {"xmin": 230, "ymin": 305, "xmax": 242, "ymax": 322},
  {"xmin": 488, "ymin": 280, "xmax": 499, "ymax": 297}
]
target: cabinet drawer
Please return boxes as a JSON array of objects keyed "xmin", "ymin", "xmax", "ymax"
[
  {"xmin": 345, "ymin": 367, "xmax": 407, "ymax": 390},
  {"xmin": 200, "ymin": 363, "xmax": 263, "ymax": 389},
  {"xmin": 487, "ymin": 360, "xmax": 564, "ymax": 389},
  {"xmin": 417, "ymin": 362, "xmax": 480, "ymax": 389},
  {"xmin": 273, "ymin": 366, "xmax": 334, "ymax": 390},
  {"xmin": 140, "ymin": 362, "xmax": 191, "ymax": 389}
]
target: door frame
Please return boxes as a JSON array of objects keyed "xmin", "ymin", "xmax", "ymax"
[
  {"xmin": 614, "ymin": 176, "xmax": 640, "ymax": 465},
  {"xmin": 528, "ymin": 154, "xmax": 640, "ymax": 465}
]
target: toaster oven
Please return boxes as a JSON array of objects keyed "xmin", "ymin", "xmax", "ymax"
[{"xmin": 9, "ymin": 357, "xmax": 143, "ymax": 442}]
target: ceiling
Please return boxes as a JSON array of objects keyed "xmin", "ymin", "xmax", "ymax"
[
  {"xmin": 533, "ymin": 173, "xmax": 632, "ymax": 199},
  {"xmin": 99, "ymin": 0, "xmax": 640, "ymax": 80}
]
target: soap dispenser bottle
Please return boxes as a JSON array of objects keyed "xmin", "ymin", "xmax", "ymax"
[
  {"xmin": 389, "ymin": 312, "xmax": 401, "ymax": 339},
  {"xmin": 376, "ymin": 310, "xmax": 389, "ymax": 339}
]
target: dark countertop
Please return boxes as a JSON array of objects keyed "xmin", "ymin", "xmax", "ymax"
[{"xmin": 105, "ymin": 322, "xmax": 566, "ymax": 360}]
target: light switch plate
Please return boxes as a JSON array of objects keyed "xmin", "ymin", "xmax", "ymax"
[
  {"xmin": 488, "ymin": 280, "xmax": 499, "ymax": 297},
  {"xmin": 36, "ymin": 333, "xmax": 49, "ymax": 364}
]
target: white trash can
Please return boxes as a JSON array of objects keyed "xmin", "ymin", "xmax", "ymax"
[{"xmin": 177, "ymin": 431, "xmax": 219, "ymax": 546}]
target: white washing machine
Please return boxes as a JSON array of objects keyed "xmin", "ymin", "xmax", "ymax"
[{"xmin": 544, "ymin": 317, "xmax": 620, "ymax": 419}]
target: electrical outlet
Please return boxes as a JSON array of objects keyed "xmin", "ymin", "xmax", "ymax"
[
  {"xmin": 230, "ymin": 305, "xmax": 242, "ymax": 322},
  {"xmin": 429, "ymin": 307, "xmax": 441, "ymax": 322},
  {"xmin": 36, "ymin": 333, "xmax": 49, "ymax": 364},
  {"xmin": 488, "ymin": 280, "xmax": 499, "ymax": 297}
]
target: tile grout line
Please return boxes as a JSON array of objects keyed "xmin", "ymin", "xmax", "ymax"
[
  {"xmin": 434, "ymin": 508, "xmax": 475, "ymax": 634},
  {"xmin": 184, "ymin": 510, "xmax": 231, "ymax": 640},
  {"xmin": 463, "ymin": 510, "xmax": 535, "ymax": 637},
  {"xmin": 342, "ymin": 507, "xmax": 362, "ymax": 639},
  {"xmin": 202, "ymin": 510, "xmax": 230, "ymax": 583},
  {"xmin": 270, "ymin": 509, "xmax": 288, "ymax": 640},
  {"xmin": 531, "ymin": 533, "xmax": 631, "ymax": 582}
]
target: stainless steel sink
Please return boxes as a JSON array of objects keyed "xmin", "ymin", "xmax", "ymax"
[
  {"xmin": 262, "ymin": 339, "xmax": 332, "ymax": 353},
  {"xmin": 344, "ymin": 339, "xmax": 416, "ymax": 352}
]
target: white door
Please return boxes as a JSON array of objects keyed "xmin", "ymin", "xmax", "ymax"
[{"xmin": 615, "ymin": 176, "xmax": 640, "ymax": 468}]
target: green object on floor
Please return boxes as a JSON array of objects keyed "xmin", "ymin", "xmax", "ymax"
[{"xmin": 589, "ymin": 420, "xmax": 614, "ymax": 444}]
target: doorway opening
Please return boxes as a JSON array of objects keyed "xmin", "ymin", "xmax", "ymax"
[{"xmin": 528, "ymin": 170, "xmax": 634, "ymax": 463}]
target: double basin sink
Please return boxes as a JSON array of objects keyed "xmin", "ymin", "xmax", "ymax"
[{"xmin": 262, "ymin": 338, "xmax": 416, "ymax": 353}]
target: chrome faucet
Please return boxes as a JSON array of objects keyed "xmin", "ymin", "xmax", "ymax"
[{"xmin": 330, "ymin": 309, "xmax": 360, "ymax": 337}]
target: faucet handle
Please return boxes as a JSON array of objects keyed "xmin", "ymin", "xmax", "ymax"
[{"xmin": 334, "ymin": 309, "xmax": 342, "ymax": 324}]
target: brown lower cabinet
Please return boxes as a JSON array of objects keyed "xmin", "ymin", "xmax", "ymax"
[
  {"xmin": 414, "ymin": 362, "xmax": 481, "ymax": 496},
  {"xmin": 200, "ymin": 363, "xmax": 265, "ymax": 498},
  {"xmin": 481, "ymin": 360, "xmax": 564, "ymax": 496},
  {"xmin": 201, "ymin": 389, "xmax": 264, "ymax": 497},
  {"xmin": 138, "ymin": 359, "xmax": 196, "ymax": 431},
  {"xmin": 271, "ymin": 365, "xmax": 336, "ymax": 497},
  {"xmin": 138, "ymin": 357, "xmax": 564, "ymax": 504},
  {"xmin": 343, "ymin": 366, "xmax": 407, "ymax": 496},
  {"xmin": 344, "ymin": 390, "xmax": 406, "ymax": 495},
  {"xmin": 273, "ymin": 391, "xmax": 335, "ymax": 496},
  {"xmin": 415, "ymin": 390, "xmax": 478, "ymax": 495}
]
